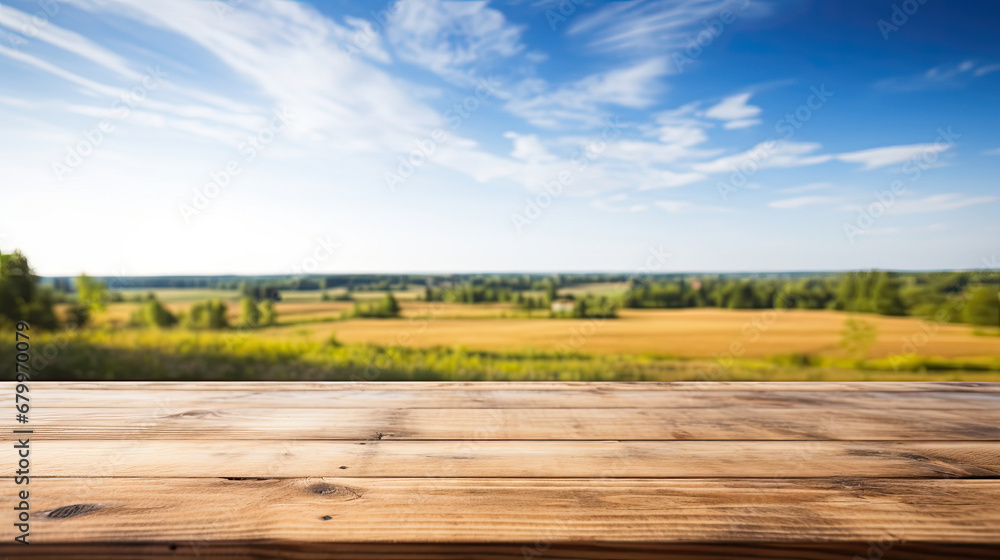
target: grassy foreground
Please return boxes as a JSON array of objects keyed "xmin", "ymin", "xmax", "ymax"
[{"xmin": 6, "ymin": 328, "xmax": 1000, "ymax": 383}]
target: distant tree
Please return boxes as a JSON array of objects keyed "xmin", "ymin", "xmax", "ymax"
[
  {"xmin": 560, "ymin": 295, "xmax": 618, "ymax": 319},
  {"xmin": 544, "ymin": 281, "xmax": 558, "ymax": 304},
  {"xmin": 239, "ymin": 297, "xmax": 261, "ymax": 327},
  {"xmin": 66, "ymin": 305, "xmax": 90, "ymax": 328},
  {"xmin": 963, "ymin": 287, "xmax": 1000, "ymax": 327},
  {"xmin": 382, "ymin": 292, "xmax": 400, "ymax": 315},
  {"xmin": 726, "ymin": 281, "xmax": 756, "ymax": 309},
  {"xmin": 75, "ymin": 274, "xmax": 108, "ymax": 311},
  {"xmin": 263, "ymin": 287, "xmax": 282, "ymax": 301},
  {"xmin": 68, "ymin": 273, "xmax": 109, "ymax": 327},
  {"xmin": 185, "ymin": 299, "xmax": 229, "ymax": 329},
  {"xmin": 130, "ymin": 298, "xmax": 178, "ymax": 328},
  {"xmin": 835, "ymin": 273, "xmax": 859, "ymax": 310},
  {"xmin": 349, "ymin": 292, "xmax": 401, "ymax": 318},
  {"xmin": 258, "ymin": 299, "xmax": 277, "ymax": 326},
  {"xmin": 872, "ymin": 272, "xmax": 905, "ymax": 316},
  {"xmin": 0, "ymin": 250, "xmax": 58, "ymax": 329}
]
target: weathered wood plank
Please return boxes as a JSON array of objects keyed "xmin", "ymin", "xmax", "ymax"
[
  {"xmin": 3, "ymin": 542, "xmax": 998, "ymax": 560},
  {"xmin": 9, "ymin": 406, "xmax": 999, "ymax": 440},
  {"xmin": 4, "ymin": 382, "xmax": 997, "ymax": 557},
  {"xmin": 27, "ymin": 440, "xmax": 1000, "ymax": 478},
  {"xmin": 9, "ymin": 387, "xmax": 1000, "ymax": 409},
  {"xmin": 4, "ymin": 478, "xmax": 999, "ymax": 543}
]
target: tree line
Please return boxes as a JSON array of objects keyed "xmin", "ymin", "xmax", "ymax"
[
  {"xmin": 4, "ymin": 249, "xmax": 997, "ymax": 330},
  {"xmin": 0, "ymin": 251, "xmax": 278, "ymax": 331},
  {"xmin": 621, "ymin": 271, "xmax": 999, "ymax": 326}
]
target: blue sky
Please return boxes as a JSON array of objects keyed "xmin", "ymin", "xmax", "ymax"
[{"xmin": 1, "ymin": 0, "xmax": 997, "ymax": 275}]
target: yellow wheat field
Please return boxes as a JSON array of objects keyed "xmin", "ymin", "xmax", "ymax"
[{"xmin": 254, "ymin": 306, "xmax": 1000, "ymax": 360}]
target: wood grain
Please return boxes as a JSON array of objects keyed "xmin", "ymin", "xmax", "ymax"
[
  {"xmin": 27, "ymin": 440, "xmax": 1000, "ymax": 478},
  {"xmin": 4, "ymin": 542, "xmax": 999, "ymax": 560},
  {"xmin": 4, "ymin": 478, "xmax": 1000, "ymax": 543},
  {"xmin": 3, "ymin": 381, "xmax": 997, "ymax": 559},
  {"xmin": 9, "ymin": 406, "xmax": 999, "ymax": 440}
]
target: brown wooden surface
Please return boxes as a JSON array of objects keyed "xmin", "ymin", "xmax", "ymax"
[{"xmin": 2, "ymin": 382, "xmax": 998, "ymax": 559}]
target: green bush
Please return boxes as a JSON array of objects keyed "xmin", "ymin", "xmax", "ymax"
[
  {"xmin": 239, "ymin": 297, "xmax": 261, "ymax": 327},
  {"xmin": 963, "ymin": 287, "xmax": 1000, "ymax": 327},
  {"xmin": 0, "ymin": 250, "xmax": 58, "ymax": 330},
  {"xmin": 184, "ymin": 299, "xmax": 229, "ymax": 329},
  {"xmin": 130, "ymin": 299, "xmax": 178, "ymax": 328},
  {"xmin": 259, "ymin": 300, "xmax": 277, "ymax": 326},
  {"xmin": 349, "ymin": 292, "xmax": 401, "ymax": 318}
]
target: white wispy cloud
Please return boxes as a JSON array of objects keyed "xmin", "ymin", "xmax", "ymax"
[
  {"xmin": 639, "ymin": 170, "xmax": 707, "ymax": 190},
  {"xmin": 841, "ymin": 193, "xmax": 996, "ymax": 215},
  {"xmin": 504, "ymin": 132, "xmax": 558, "ymax": 163},
  {"xmin": 591, "ymin": 193, "xmax": 648, "ymax": 213},
  {"xmin": 836, "ymin": 143, "xmax": 952, "ymax": 170},
  {"xmin": 887, "ymin": 193, "xmax": 996, "ymax": 215},
  {"xmin": 567, "ymin": 0, "xmax": 767, "ymax": 53},
  {"xmin": 504, "ymin": 57, "xmax": 669, "ymax": 128},
  {"xmin": 722, "ymin": 118, "xmax": 761, "ymax": 129},
  {"xmin": 702, "ymin": 92, "xmax": 762, "ymax": 129},
  {"xmin": 768, "ymin": 196, "xmax": 839, "ymax": 209},
  {"xmin": 386, "ymin": 0, "xmax": 525, "ymax": 85},
  {"xmin": 653, "ymin": 199, "xmax": 727, "ymax": 214},
  {"xmin": 692, "ymin": 141, "xmax": 832, "ymax": 174},
  {"xmin": 704, "ymin": 92, "xmax": 760, "ymax": 120},
  {"xmin": 780, "ymin": 182, "xmax": 831, "ymax": 193},
  {"xmin": 65, "ymin": 0, "xmax": 493, "ymax": 156},
  {"xmin": 974, "ymin": 64, "xmax": 1000, "ymax": 77},
  {"xmin": 0, "ymin": 4, "xmax": 136, "ymax": 78},
  {"xmin": 876, "ymin": 60, "xmax": 1000, "ymax": 91}
]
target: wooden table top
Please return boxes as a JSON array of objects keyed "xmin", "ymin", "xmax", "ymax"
[{"xmin": 3, "ymin": 381, "xmax": 999, "ymax": 559}]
